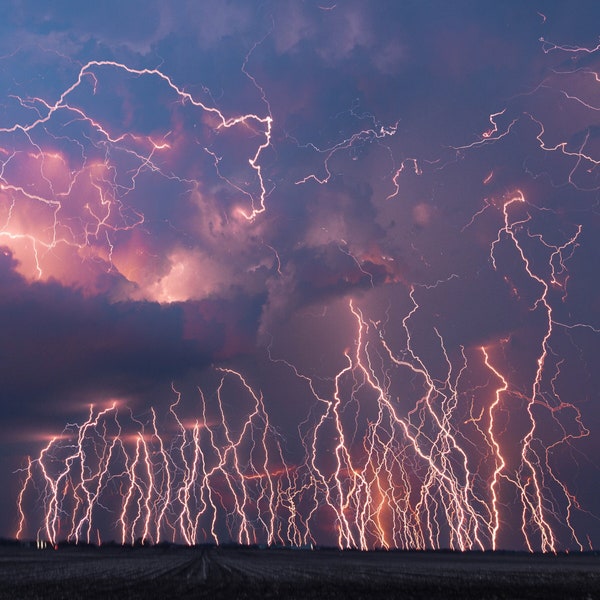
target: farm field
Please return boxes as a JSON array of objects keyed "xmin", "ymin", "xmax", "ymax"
[{"xmin": 0, "ymin": 544, "xmax": 598, "ymax": 599}]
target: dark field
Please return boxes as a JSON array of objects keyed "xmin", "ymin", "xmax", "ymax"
[{"xmin": 0, "ymin": 544, "xmax": 598, "ymax": 599}]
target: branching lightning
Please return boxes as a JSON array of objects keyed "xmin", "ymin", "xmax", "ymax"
[
  {"xmin": 0, "ymin": 57, "xmax": 273, "ymax": 292},
  {"xmin": 16, "ymin": 191, "xmax": 595, "ymax": 549}
]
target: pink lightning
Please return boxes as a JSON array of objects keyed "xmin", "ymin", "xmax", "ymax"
[
  {"xmin": 0, "ymin": 56, "xmax": 274, "ymax": 297},
  {"xmin": 17, "ymin": 199, "xmax": 594, "ymax": 550}
]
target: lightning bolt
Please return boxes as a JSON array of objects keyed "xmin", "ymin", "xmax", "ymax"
[{"xmin": 0, "ymin": 56, "xmax": 274, "ymax": 293}]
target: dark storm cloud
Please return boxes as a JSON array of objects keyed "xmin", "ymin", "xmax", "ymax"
[
  {"xmin": 0, "ymin": 248, "xmax": 263, "ymax": 428},
  {"xmin": 0, "ymin": 0, "xmax": 164, "ymax": 56},
  {"xmin": 0, "ymin": 0, "xmax": 596, "ymax": 373}
]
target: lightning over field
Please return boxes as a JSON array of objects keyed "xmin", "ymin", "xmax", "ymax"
[{"xmin": 1, "ymin": 2, "xmax": 598, "ymax": 552}]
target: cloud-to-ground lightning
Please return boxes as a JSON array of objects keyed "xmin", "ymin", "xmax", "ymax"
[{"xmin": 16, "ymin": 191, "xmax": 595, "ymax": 549}]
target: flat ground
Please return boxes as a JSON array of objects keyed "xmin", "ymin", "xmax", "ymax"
[{"xmin": 0, "ymin": 544, "xmax": 598, "ymax": 599}]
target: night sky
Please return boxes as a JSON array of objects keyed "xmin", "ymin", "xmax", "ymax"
[{"xmin": 0, "ymin": 1, "xmax": 598, "ymax": 551}]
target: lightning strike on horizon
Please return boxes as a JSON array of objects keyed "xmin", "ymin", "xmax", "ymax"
[{"xmin": 16, "ymin": 191, "xmax": 595, "ymax": 549}]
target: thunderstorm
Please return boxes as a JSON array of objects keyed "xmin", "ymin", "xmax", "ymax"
[{"xmin": 0, "ymin": 2, "xmax": 598, "ymax": 553}]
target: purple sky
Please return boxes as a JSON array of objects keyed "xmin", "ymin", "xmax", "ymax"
[{"xmin": 0, "ymin": 1, "xmax": 598, "ymax": 550}]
